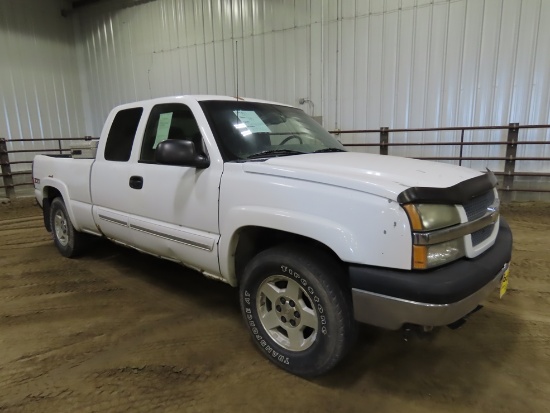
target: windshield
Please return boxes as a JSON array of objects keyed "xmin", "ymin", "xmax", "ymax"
[{"xmin": 199, "ymin": 100, "xmax": 345, "ymax": 161}]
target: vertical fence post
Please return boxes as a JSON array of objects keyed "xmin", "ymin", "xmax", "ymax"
[
  {"xmin": 0, "ymin": 138, "xmax": 16, "ymax": 200},
  {"xmin": 502, "ymin": 123, "xmax": 519, "ymax": 202},
  {"xmin": 380, "ymin": 127, "xmax": 389, "ymax": 155},
  {"xmin": 458, "ymin": 129, "xmax": 465, "ymax": 166}
]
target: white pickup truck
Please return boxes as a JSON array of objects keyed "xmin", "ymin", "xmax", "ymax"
[{"xmin": 33, "ymin": 95, "xmax": 512, "ymax": 377}]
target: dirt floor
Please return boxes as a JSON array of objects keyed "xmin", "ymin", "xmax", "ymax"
[{"xmin": 0, "ymin": 199, "xmax": 549, "ymax": 412}]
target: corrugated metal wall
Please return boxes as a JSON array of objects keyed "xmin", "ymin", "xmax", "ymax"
[
  {"xmin": 75, "ymin": 0, "xmax": 321, "ymax": 133},
  {"xmin": 1, "ymin": 0, "xmax": 549, "ymax": 183},
  {"xmin": 0, "ymin": 0, "xmax": 86, "ymax": 172},
  {"xmin": 75, "ymin": 0, "xmax": 550, "ymax": 176}
]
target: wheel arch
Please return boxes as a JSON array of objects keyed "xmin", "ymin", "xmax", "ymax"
[
  {"xmin": 41, "ymin": 183, "xmax": 80, "ymax": 232},
  {"xmin": 226, "ymin": 226, "xmax": 347, "ymax": 287},
  {"xmin": 219, "ymin": 207, "xmax": 358, "ymax": 286}
]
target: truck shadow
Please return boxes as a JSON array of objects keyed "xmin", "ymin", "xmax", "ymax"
[
  {"xmin": 316, "ymin": 307, "xmax": 522, "ymax": 406},
  {"xmin": 82, "ymin": 238, "xmax": 241, "ymax": 318},
  {"xmin": 81, "ymin": 237, "xmax": 521, "ymax": 407}
]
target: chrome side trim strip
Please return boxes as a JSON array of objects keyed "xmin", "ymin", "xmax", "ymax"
[
  {"xmin": 129, "ymin": 224, "xmax": 212, "ymax": 251},
  {"xmin": 98, "ymin": 214, "xmax": 128, "ymax": 227},
  {"xmin": 413, "ymin": 201, "xmax": 500, "ymax": 245}
]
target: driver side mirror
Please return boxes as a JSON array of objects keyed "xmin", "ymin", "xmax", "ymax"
[{"xmin": 155, "ymin": 139, "xmax": 210, "ymax": 169}]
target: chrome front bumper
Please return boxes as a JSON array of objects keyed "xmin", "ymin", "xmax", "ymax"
[{"xmin": 352, "ymin": 262, "xmax": 509, "ymax": 330}]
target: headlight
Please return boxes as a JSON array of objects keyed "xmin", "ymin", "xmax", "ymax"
[
  {"xmin": 403, "ymin": 204, "xmax": 461, "ymax": 231},
  {"xmin": 412, "ymin": 239, "xmax": 465, "ymax": 269},
  {"xmin": 403, "ymin": 204, "xmax": 464, "ymax": 269}
]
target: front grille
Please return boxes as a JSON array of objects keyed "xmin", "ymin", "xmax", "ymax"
[
  {"xmin": 471, "ymin": 223, "xmax": 495, "ymax": 246},
  {"xmin": 463, "ymin": 190, "xmax": 495, "ymax": 221},
  {"xmin": 463, "ymin": 190, "xmax": 497, "ymax": 246}
]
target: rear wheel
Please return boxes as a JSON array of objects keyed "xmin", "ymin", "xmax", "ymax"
[
  {"xmin": 239, "ymin": 244, "xmax": 356, "ymax": 377},
  {"xmin": 49, "ymin": 197, "xmax": 88, "ymax": 258}
]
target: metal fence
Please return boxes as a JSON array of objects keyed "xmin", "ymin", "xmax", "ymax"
[
  {"xmin": 0, "ymin": 137, "xmax": 96, "ymax": 199},
  {"xmin": 1, "ymin": 123, "xmax": 550, "ymax": 201},
  {"xmin": 330, "ymin": 123, "xmax": 550, "ymax": 202}
]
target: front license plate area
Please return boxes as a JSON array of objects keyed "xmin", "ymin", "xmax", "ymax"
[{"xmin": 500, "ymin": 267, "xmax": 510, "ymax": 298}]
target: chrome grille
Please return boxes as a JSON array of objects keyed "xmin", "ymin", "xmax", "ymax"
[
  {"xmin": 463, "ymin": 190, "xmax": 495, "ymax": 222},
  {"xmin": 463, "ymin": 190, "xmax": 497, "ymax": 246}
]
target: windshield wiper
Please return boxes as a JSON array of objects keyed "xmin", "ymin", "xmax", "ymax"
[
  {"xmin": 313, "ymin": 148, "xmax": 347, "ymax": 153},
  {"xmin": 246, "ymin": 149, "xmax": 306, "ymax": 159}
]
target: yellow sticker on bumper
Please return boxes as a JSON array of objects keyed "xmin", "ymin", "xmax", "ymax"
[{"xmin": 500, "ymin": 267, "xmax": 510, "ymax": 298}]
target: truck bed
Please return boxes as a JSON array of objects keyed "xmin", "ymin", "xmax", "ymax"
[{"xmin": 33, "ymin": 155, "xmax": 94, "ymax": 209}]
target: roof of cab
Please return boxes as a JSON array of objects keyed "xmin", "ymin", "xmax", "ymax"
[{"xmin": 112, "ymin": 95, "xmax": 293, "ymax": 111}]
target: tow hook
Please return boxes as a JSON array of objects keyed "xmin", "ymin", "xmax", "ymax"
[
  {"xmin": 447, "ymin": 305, "xmax": 484, "ymax": 330},
  {"xmin": 402, "ymin": 304, "xmax": 485, "ymax": 340},
  {"xmin": 402, "ymin": 324, "xmax": 435, "ymax": 342}
]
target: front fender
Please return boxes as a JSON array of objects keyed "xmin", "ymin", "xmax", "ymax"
[{"xmin": 218, "ymin": 206, "xmax": 358, "ymax": 286}]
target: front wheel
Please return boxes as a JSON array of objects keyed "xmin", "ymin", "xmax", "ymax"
[
  {"xmin": 239, "ymin": 244, "xmax": 356, "ymax": 377},
  {"xmin": 49, "ymin": 197, "xmax": 88, "ymax": 258}
]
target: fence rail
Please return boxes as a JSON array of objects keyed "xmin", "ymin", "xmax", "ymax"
[
  {"xmin": 329, "ymin": 123, "xmax": 550, "ymax": 199},
  {"xmin": 1, "ymin": 123, "xmax": 550, "ymax": 200},
  {"xmin": 0, "ymin": 136, "xmax": 96, "ymax": 199}
]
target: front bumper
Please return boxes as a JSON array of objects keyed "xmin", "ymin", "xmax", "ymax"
[{"xmin": 350, "ymin": 219, "xmax": 513, "ymax": 330}]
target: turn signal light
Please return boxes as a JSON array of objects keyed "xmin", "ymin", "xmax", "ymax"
[{"xmin": 403, "ymin": 204, "xmax": 423, "ymax": 231}]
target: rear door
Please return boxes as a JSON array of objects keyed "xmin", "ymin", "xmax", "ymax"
[{"xmin": 91, "ymin": 107, "xmax": 144, "ymax": 245}]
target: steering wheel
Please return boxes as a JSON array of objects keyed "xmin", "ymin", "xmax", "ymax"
[{"xmin": 279, "ymin": 135, "xmax": 303, "ymax": 145}]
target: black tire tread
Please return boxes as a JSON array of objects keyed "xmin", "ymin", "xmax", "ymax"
[{"xmin": 240, "ymin": 243, "xmax": 356, "ymax": 377}]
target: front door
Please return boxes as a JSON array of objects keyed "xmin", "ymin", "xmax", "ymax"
[{"xmin": 124, "ymin": 103, "xmax": 222, "ymax": 276}]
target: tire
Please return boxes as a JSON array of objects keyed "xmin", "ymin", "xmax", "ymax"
[
  {"xmin": 239, "ymin": 244, "xmax": 356, "ymax": 377},
  {"xmin": 49, "ymin": 197, "xmax": 87, "ymax": 258}
]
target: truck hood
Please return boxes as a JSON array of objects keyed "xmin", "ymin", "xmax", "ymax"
[{"xmin": 241, "ymin": 152, "xmax": 482, "ymax": 201}]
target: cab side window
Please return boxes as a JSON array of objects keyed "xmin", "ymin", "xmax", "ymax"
[
  {"xmin": 140, "ymin": 104, "xmax": 204, "ymax": 163},
  {"xmin": 104, "ymin": 107, "xmax": 143, "ymax": 162}
]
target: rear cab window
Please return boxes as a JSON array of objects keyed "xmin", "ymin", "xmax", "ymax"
[{"xmin": 104, "ymin": 107, "xmax": 143, "ymax": 162}]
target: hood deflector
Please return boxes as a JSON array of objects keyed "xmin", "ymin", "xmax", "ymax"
[{"xmin": 397, "ymin": 171, "xmax": 498, "ymax": 204}]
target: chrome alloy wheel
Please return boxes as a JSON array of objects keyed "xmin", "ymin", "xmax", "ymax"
[
  {"xmin": 54, "ymin": 210, "xmax": 69, "ymax": 247},
  {"xmin": 256, "ymin": 275, "xmax": 319, "ymax": 351}
]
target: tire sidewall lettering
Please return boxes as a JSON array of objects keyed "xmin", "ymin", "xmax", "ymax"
[
  {"xmin": 279, "ymin": 264, "xmax": 327, "ymax": 335},
  {"xmin": 244, "ymin": 291, "xmax": 292, "ymax": 366},
  {"xmin": 242, "ymin": 263, "xmax": 331, "ymax": 368}
]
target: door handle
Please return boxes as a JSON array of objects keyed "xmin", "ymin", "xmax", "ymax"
[{"xmin": 129, "ymin": 176, "xmax": 143, "ymax": 189}]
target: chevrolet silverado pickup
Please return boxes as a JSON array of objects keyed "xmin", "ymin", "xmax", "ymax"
[{"xmin": 33, "ymin": 95, "xmax": 513, "ymax": 377}]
